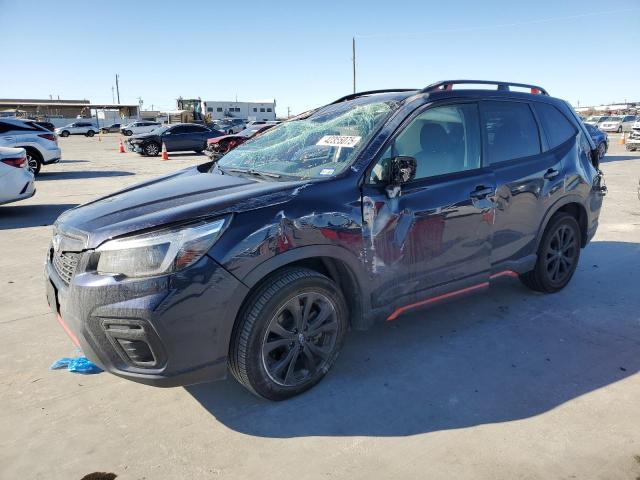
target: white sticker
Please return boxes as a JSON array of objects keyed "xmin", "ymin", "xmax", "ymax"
[
  {"xmin": 316, "ymin": 135, "xmax": 361, "ymax": 148},
  {"xmin": 319, "ymin": 168, "xmax": 335, "ymax": 176}
]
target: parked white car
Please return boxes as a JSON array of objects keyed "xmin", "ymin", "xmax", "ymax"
[
  {"xmin": 120, "ymin": 121, "xmax": 161, "ymax": 136},
  {"xmin": 0, "ymin": 118, "xmax": 61, "ymax": 175},
  {"xmin": 54, "ymin": 121, "xmax": 99, "ymax": 137},
  {"xmin": 583, "ymin": 115, "xmax": 610, "ymax": 127},
  {"xmin": 0, "ymin": 147, "xmax": 35, "ymax": 205},
  {"xmin": 599, "ymin": 115, "xmax": 637, "ymax": 133}
]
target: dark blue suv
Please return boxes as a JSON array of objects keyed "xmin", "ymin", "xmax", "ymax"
[{"xmin": 45, "ymin": 80, "xmax": 606, "ymax": 400}]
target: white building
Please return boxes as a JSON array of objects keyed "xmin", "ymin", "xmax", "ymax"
[{"xmin": 203, "ymin": 100, "xmax": 276, "ymax": 121}]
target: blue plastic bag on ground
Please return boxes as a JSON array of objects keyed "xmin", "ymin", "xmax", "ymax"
[{"xmin": 50, "ymin": 356, "xmax": 103, "ymax": 374}]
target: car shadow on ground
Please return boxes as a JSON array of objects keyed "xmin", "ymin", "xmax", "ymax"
[
  {"xmin": 37, "ymin": 171, "xmax": 134, "ymax": 181},
  {"xmin": 600, "ymin": 154, "xmax": 639, "ymax": 163},
  {"xmin": 0, "ymin": 203, "xmax": 78, "ymax": 229},
  {"xmin": 187, "ymin": 240, "xmax": 640, "ymax": 438},
  {"xmin": 59, "ymin": 160, "xmax": 90, "ymax": 164}
]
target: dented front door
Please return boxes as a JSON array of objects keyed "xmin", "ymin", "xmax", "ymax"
[{"xmin": 361, "ymin": 172, "xmax": 496, "ymax": 311}]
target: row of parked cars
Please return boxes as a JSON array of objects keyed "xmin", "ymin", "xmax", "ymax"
[
  {"xmin": 124, "ymin": 121, "xmax": 280, "ymax": 156},
  {"xmin": 583, "ymin": 114, "xmax": 637, "ymax": 132}
]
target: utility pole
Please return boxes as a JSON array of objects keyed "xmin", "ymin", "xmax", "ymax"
[
  {"xmin": 352, "ymin": 37, "xmax": 356, "ymax": 94},
  {"xmin": 115, "ymin": 74, "xmax": 120, "ymax": 104},
  {"xmin": 287, "ymin": 106, "xmax": 291, "ymax": 118},
  {"xmin": 111, "ymin": 86, "xmax": 115, "ymax": 104}
]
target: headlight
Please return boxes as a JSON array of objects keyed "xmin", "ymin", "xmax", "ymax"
[{"xmin": 96, "ymin": 218, "xmax": 227, "ymax": 277}]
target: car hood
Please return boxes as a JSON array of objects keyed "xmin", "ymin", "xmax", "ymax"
[
  {"xmin": 55, "ymin": 166, "xmax": 307, "ymax": 249},
  {"xmin": 207, "ymin": 134, "xmax": 239, "ymax": 144},
  {"xmin": 129, "ymin": 132, "xmax": 158, "ymax": 141}
]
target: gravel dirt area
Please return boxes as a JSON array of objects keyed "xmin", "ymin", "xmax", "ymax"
[{"xmin": 1, "ymin": 133, "xmax": 639, "ymax": 479}]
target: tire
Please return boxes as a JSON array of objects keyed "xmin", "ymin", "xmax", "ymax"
[
  {"xmin": 60, "ymin": 130, "xmax": 70, "ymax": 137},
  {"xmin": 143, "ymin": 142, "xmax": 160, "ymax": 156},
  {"xmin": 86, "ymin": 130, "xmax": 95, "ymax": 137},
  {"xmin": 617, "ymin": 126, "xmax": 622, "ymax": 133},
  {"xmin": 124, "ymin": 130, "xmax": 133, "ymax": 136},
  {"xmin": 520, "ymin": 212, "xmax": 581, "ymax": 293},
  {"xmin": 229, "ymin": 267, "xmax": 348, "ymax": 400},
  {"xmin": 25, "ymin": 148, "xmax": 42, "ymax": 175},
  {"xmin": 597, "ymin": 142, "xmax": 606, "ymax": 159}
]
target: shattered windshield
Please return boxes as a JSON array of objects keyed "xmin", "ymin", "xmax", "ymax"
[{"xmin": 217, "ymin": 98, "xmax": 398, "ymax": 179}]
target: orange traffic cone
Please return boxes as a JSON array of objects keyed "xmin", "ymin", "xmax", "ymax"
[
  {"xmin": 619, "ymin": 132, "xmax": 626, "ymax": 145},
  {"xmin": 118, "ymin": 139, "xmax": 125, "ymax": 153},
  {"xmin": 161, "ymin": 142, "xmax": 169, "ymax": 160}
]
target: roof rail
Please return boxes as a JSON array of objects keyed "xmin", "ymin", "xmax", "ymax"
[
  {"xmin": 329, "ymin": 89, "xmax": 418, "ymax": 105},
  {"xmin": 421, "ymin": 80, "xmax": 549, "ymax": 96}
]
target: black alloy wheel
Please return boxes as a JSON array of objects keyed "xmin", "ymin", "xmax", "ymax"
[
  {"xmin": 229, "ymin": 268, "xmax": 347, "ymax": 400},
  {"xmin": 520, "ymin": 212, "xmax": 581, "ymax": 293},
  {"xmin": 262, "ymin": 292, "xmax": 340, "ymax": 387}
]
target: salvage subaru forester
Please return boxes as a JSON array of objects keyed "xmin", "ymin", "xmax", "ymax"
[{"xmin": 45, "ymin": 80, "xmax": 605, "ymax": 400}]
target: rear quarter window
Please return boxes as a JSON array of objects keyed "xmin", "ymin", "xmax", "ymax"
[{"xmin": 534, "ymin": 102, "xmax": 577, "ymax": 149}]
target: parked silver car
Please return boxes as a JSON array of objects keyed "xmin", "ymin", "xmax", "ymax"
[
  {"xmin": 55, "ymin": 121, "xmax": 99, "ymax": 137},
  {"xmin": 599, "ymin": 115, "xmax": 636, "ymax": 133},
  {"xmin": 0, "ymin": 118, "xmax": 61, "ymax": 174}
]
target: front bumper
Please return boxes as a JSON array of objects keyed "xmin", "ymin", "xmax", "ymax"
[
  {"xmin": 600, "ymin": 125, "xmax": 620, "ymax": 132},
  {"xmin": 44, "ymin": 249, "xmax": 249, "ymax": 387},
  {"xmin": 126, "ymin": 141, "xmax": 143, "ymax": 153}
]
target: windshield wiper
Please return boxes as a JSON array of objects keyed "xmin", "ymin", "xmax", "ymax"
[{"xmin": 224, "ymin": 168, "xmax": 281, "ymax": 180}]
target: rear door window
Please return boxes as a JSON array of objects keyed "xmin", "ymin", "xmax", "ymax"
[
  {"xmin": 534, "ymin": 102, "xmax": 577, "ymax": 149},
  {"xmin": 480, "ymin": 101, "xmax": 541, "ymax": 164}
]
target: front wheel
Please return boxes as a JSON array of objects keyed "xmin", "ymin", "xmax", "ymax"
[
  {"xmin": 520, "ymin": 212, "xmax": 581, "ymax": 293},
  {"xmin": 144, "ymin": 142, "xmax": 160, "ymax": 156},
  {"xmin": 229, "ymin": 268, "xmax": 347, "ymax": 400},
  {"xmin": 124, "ymin": 130, "xmax": 133, "ymax": 136},
  {"xmin": 60, "ymin": 130, "xmax": 70, "ymax": 137}
]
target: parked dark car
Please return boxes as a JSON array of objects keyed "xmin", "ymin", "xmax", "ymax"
[
  {"xmin": 45, "ymin": 80, "xmax": 606, "ymax": 400},
  {"xmin": 100, "ymin": 123, "xmax": 122, "ymax": 133},
  {"xmin": 205, "ymin": 124, "xmax": 276, "ymax": 159},
  {"xmin": 583, "ymin": 123, "xmax": 608, "ymax": 159},
  {"xmin": 126, "ymin": 123, "xmax": 223, "ymax": 156}
]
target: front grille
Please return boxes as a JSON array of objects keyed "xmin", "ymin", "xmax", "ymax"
[{"xmin": 52, "ymin": 250, "xmax": 80, "ymax": 285}]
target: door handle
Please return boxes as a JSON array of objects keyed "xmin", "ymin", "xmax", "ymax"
[
  {"xmin": 544, "ymin": 168, "xmax": 559, "ymax": 180},
  {"xmin": 470, "ymin": 186, "xmax": 495, "ymax": 199}
]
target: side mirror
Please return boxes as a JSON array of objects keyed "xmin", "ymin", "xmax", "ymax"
[{"xmin": 386, "ymin": 156, "xmax": 416, "ymax": 198}]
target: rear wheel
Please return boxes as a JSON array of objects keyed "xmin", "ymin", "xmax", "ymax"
[
  {"xmin": 229, "ymin": 268, "xmax": 347, "ymax": 400},
  {"xmin": 597, "ymin": 142, "xmax": 607, "ymax": 159},
  {"xmin": 25, "ymin": 149, "xmax": 42, "ymax": 175},
  {"xmin": 86, "ymin": 130, "xmax": 95, "ymax": 137},
  {"xmin": 617, "ymin": 126, "xmax": 622, "ymax": 133},
  {"xmin": 520, "ymin": 212, "xmax": 581, "ymax": 293}
]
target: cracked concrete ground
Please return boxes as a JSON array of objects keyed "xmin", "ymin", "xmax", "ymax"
[{"xmin": 0, "ymin": 133, "xmax": 639, "ymax": 479}]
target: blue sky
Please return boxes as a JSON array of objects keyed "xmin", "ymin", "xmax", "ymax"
[{"xmin": 1, "ymin": 0, "xmax": 639, "ymax": 116}]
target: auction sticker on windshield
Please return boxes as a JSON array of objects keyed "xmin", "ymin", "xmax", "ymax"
[{"xmin": 316, "ymin": 135, "xmax": 362, "ymax": 148}]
